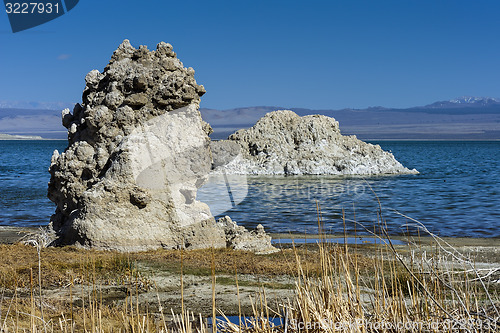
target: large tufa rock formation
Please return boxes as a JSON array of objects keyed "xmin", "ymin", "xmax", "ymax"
[
  {"xmin": 48, "ymin": 40, "xmax": 274, "ymax": 252},
  {"xmin": 211, "ymin": 110, "xmax": 418, "ymax": 175}
]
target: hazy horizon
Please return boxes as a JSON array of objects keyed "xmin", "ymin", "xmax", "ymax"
[{"xmin": 2, "ymin": 98, "xmax": 499, "ymax": 140}]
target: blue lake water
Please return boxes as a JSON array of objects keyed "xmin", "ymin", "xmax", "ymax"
[
  {"xmin": 0, "ymin": 140, "xmax": 67, "ymax": 226},
  {"xmin": 0, "ymin": 140, "xmax": 499, "ymax": 238}
]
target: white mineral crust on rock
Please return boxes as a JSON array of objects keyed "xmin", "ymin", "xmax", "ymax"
[
  {"xmin": 211, "ymin": 110, "xmax": 418, "ymax": 175},
  {"xmin": 48, "ymin": 40, "xmax": 275, "ymax": 252}
]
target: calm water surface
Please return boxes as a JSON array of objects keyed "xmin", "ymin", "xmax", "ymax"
[
  {"xmin": 0, "ymin": 140, "xmax": 499, "ymax": 238},
  {"xmin": 210, "ymin": 141, "xmax": 500, "ymax": 237},
  {"xmin": 0, "ymin": 140, "xmax": 67, "ymax": 226}
]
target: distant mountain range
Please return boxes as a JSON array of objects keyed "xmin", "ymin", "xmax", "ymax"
[
  {"xmin": 201, "ymin": 97, "xmax": 500, "ymax": 140},
  {"xmin": 0, "ymin": 101, "xmax": 73, "ymax": 110},
  {"xmin": 0, "ymin": 107, "xmax": 63, "ymax": 139},
  {"xmin": 0, "ymin": 97, "xmax": 499, "ymax": 140},
  {"xmin": 428, "ymin": 96, "xmax": 500, "ymax": 108}
]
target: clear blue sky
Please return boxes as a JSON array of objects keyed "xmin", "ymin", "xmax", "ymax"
[{"xmin": 1, "ymin": 0, "xmax": 499, "ymax": 110}]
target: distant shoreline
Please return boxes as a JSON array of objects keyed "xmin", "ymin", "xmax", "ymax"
[
  {"xmin": 0, "ymin": 133, "xmax": 44, "ymax": 140},
  {"xmin": 0, "ymin": 133, "xmax": 65, "ymax": 140},
  {"xmin": 2, "ymin": 133, "xmax": 500, "ymax": 142},
  {"xmin": 0, "ymin": 138, "xmax": 65, "ymax": 141},
  {"xmin": 209, "ymin": 137, "xmax": 500, "ymax": 142}
]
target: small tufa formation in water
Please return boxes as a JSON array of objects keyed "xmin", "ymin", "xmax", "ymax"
[
  {"xmin": 48, "ymin": 40, "xmax": 275, "ymax": 252},
  {"xmin": 211, "ymin": 110, "xmax": 418, "ymax": 175}
]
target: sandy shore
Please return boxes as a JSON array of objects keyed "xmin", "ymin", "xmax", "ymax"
[
  {"xmin": 0, "ymin": 226, "xmax": 39, "ymax": 244},
  {"xmin": 271, "ymin": 232, "xmax": 500, "ymax": 246},
  {"xmin": 3, "ymin": 226, "xmax": 498, "ymax": 247},
  {"xmin": 1, "ymin": 226, "xmax": 498, "ymax": 317},
  {"xmin": 2, "ymin": 226, "xmax": 498, "ymax": 266}
]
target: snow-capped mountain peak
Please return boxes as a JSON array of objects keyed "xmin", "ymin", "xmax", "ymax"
[{"xmin": 449, "ymin": 96, "xmax": 500, "ymax": 104}]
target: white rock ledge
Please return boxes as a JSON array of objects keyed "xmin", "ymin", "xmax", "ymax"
[{"xmin": 211, "ymin": 110, "xmax": 418, "ymax": 176}]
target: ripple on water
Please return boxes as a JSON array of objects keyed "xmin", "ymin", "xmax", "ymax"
[{"xmin": 1, "ymin": 140, "xmax": 500, "ymax": 237}]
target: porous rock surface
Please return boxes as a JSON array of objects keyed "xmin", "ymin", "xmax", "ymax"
[
  {"xmin": 211, "ymin": 110, "xmax": 418, "ymax": 175},
  {"xmin": 217, "ymin": 216, "xmax": 278, "ymax": 254},
  {"xmin": 48, "ymin": 40, "xmax": 274, "ymax": 252}
]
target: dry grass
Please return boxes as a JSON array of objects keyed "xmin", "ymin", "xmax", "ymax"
[
  {"xmin": 133, "ymin": 245, "xmax": 374, "ymax": 277},
  {"xmin": 0, "ymin": 244, "xmax": 375, "ymax": 290},
  {"xmin": 215, "ymin": 200, "xmax": 500, "ymax": 333},
  {"xmin": 214, "ymin": 238, "xmax": 499, "ymax": 333},
  {"xmin": 0, "ymin": 295, "xmax": 208, "ymax": 332},
  {"xmin": 0, "ymin": 244, "xmax": 142, "ymax": 289},
  {"xmin": 0, "ymin": 224, "xmax": 498, "ymax": 332},
  {"xmin": 286, "ymin": 242, "xmax": 498, "ymax": 332},
  {"xmin": 0, "ymin": 241, "xmax": 380, "ymax": 332}
]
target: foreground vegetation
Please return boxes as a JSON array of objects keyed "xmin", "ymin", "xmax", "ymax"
[{"xmin": 0, "ymin": 223, "xmax": 499, "ymax": 332}]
